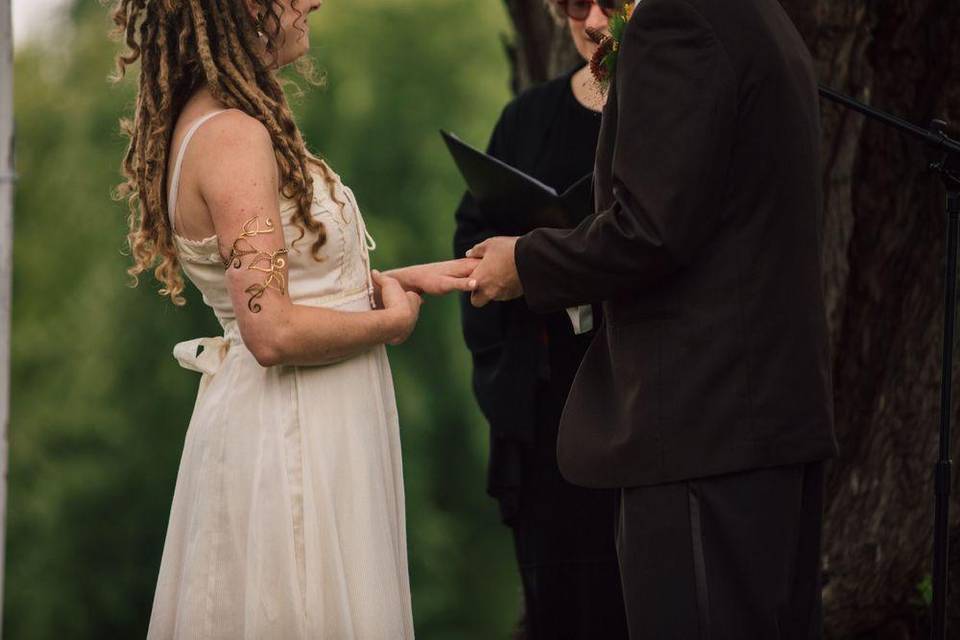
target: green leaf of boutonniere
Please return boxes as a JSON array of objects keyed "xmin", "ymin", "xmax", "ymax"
[{"xmin": 588, "ymin": 2, "xmax": 636, "ymax": 91}]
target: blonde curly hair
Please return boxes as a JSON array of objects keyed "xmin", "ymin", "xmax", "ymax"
[{"xmin": 109, "ymin": 0, "xmax": 340, "ymax": 305}]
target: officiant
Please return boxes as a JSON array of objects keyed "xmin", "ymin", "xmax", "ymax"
[{"xmin": 453, "ymin": 2, "xmax": 628, "ymax": 637}]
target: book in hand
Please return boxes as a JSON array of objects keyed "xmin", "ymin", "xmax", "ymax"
[
  {"xmin": 441, "ymin": 129, "xmax": 594, "ymax": 235},
  {"xmin": 443, "ymin": 129, "xmax": 596, "ymax": 335}
]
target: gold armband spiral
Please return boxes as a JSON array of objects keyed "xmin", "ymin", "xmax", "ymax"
[{"xmin": 223, "ymin": 216, "xmax": 288, "ymax": 313}]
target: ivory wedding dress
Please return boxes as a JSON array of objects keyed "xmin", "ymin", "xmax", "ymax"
[{"xmin": 146, "ymin": 110, "xmax": 415, "ymax": 639}]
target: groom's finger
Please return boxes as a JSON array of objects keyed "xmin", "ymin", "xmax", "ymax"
[
  {"xmin": 471, "ymin": 286, "xmax": 491, "ymax": 308},
  {"xmin": 466, "ymin": 240, "xmax": 489, "ymax": 259},
  {"xmin": 449, "ymin": 258, "xmax": 481, "ymax": 276}
]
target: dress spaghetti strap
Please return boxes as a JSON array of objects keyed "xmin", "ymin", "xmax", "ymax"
[{"xmin": 167, "ymin": 109, "xmax": 233, "ymax": 231}]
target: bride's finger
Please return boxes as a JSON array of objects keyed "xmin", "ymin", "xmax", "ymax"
[
  {"xmin": 447, "ymin": 258, "xmax": 481, "ymax": 276},
  {"xmin": 406, "ymin": 291, "xmax": 423, "ymax": 308},
  {"xmin": 371, "ymin": 269, "xmax": 399, "ymax": 289},
  {"xmin": 442, "ymin": 276, "xmax": 476, "ymax": 293}
]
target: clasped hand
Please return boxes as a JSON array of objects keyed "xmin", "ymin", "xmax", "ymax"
[
  {"xmin": 463, "ymin": 236, "xmax": 523, "ymax": 307},
  {"xmin": 370, "ymin": 236, "xmax": 522, "ymax": 344},
  {"xmin": 371, "ymin": 258, "xmax": 479, "ymax": 345}
]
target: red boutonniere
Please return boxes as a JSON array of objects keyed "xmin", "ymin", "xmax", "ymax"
[{"xmin": 587, "ymin": 2, "xmax": 636, "ymax": 90}]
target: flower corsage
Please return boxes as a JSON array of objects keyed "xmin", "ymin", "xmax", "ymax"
[{"xmin": 587, "ymin": 2, "xmax": 636, "ymax": 90}]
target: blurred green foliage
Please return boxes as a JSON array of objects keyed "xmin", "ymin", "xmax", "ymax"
[{"xmin": 5, "ymin": 1, "xmax": 520, "ymax": 637}]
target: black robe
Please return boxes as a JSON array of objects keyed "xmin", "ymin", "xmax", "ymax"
[{"xmin": 454, "ymin": 67, "xmax": 628, "ymax": 639}]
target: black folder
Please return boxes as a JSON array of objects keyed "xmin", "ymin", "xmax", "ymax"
[{"xmin": 441, "ymin": 130, "xmax": 594, "ymax": 235}]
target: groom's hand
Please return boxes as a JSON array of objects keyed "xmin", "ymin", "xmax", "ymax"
[{"xmin": 466, "ymin": 237, "xmax": 523, "ymax": 307}]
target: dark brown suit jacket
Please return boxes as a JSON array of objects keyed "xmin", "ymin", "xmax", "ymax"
[{"xmin": 514, "ymin": 0, "xmax": 838, "ymax": 488}]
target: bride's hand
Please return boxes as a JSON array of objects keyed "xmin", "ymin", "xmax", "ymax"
[
  {"xmin": 385, "ymin": 258, "xmax": 480, "ymax": 296},
  {"xmin": 372, "ymin": 270, "xmax": 423, "ymax": 346}
]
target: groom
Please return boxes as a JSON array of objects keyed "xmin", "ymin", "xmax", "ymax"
[{"xmin": 467, "ymin": 0, "xmax": 838, "ymax": 636}]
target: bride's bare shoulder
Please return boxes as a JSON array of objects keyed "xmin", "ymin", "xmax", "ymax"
[
  {"xmin": 188, "ymin": 111, "xmax": 278, "ymax": 215},
  {"xmin": 192, "ymin": 109, "xmax": 272, "ymax": 160}
]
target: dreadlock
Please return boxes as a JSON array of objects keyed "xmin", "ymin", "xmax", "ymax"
[{"xmin": 108, "ymin": 0, "xmax": 339, "ymax": 305}]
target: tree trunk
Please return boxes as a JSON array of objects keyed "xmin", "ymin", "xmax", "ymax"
[
  {"xmin": 784, "ymin": 0, "xmax": 960, "ymax": 636},
  {"xmin": 501, "ymin": 1, "xmax": 580, "ymax": 94},
  {"xmin": 502, "ymin": 0, "xmax": 960, "ymax": 636}
]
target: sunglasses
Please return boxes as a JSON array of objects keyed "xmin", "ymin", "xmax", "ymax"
[{"xmin": 554, "ymin": 0, "xmax": 626, "ymax": 21}]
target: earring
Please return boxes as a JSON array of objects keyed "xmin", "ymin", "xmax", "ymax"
[{"xmin": 256, "ymin": 14, "xmax": 266, "ymax": 39}]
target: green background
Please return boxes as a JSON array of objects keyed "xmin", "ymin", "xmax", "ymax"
[{"xmin": 5, "ymin": 1, "xmax": 522, "ymax": 637}]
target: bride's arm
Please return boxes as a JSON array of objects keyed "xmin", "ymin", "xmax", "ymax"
[
  {"xmin": 258, "ymin": 271, "xmax": 420, "ymax": 367},
  {"xmin": 198, "ymin": 111, "xmax": 420, "ymax": 367}
]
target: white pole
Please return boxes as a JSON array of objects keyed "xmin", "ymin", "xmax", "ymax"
[{"xmin": 0, "ymin": 0, "xmax": 14, "ymax": 636}]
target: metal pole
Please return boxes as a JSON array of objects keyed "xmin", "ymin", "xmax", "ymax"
[
  {"xmin": 818, "ymin": 88, "xmax": 958, "ymax": 637},
  {"xmin": 932, "ymin": 189, "xmax": 959, "ymax": 639},
  {"xmin": 0, "ymin": 1, "xmax": 14, "ymax": 637}
]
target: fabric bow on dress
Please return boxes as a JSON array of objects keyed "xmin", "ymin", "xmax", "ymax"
[{"xmin": 173, "ymin": 336, "xmax": 231, "ymax": 376}]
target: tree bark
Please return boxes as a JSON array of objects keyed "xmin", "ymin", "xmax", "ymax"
[
  {"xmin": 502, "ymin": 0, "xmax": 960, "ymax": 636},
  {"xmin": 501, "ymin": 0, "xmax": 580, "ymax": 94},
  {"xmin": 784, "ymin": 0, "xmax": 960, "ymax": 636}
]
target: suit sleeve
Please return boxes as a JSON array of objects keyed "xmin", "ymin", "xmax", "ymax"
[{"xmin": 514, "ymin": 0, "xmax": 737, "ymax": 313}]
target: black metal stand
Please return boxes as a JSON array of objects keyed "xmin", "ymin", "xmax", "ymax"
[
  {"xmin": 818, "ymin": 85, "xmax": 960, "ymax": 640},
  {"xmin": 933, "ymin": 187, "xmax": 959, "ymax": 640}
]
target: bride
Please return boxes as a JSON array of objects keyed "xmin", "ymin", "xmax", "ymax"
[{"xmin": 108, "ymin": 0, "xmax": 475, "ymax": 637}]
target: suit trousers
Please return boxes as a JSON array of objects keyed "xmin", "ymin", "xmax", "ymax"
[{"xmin": 617, "ymin": 462, "xmax": 825, "ymax": 640}]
